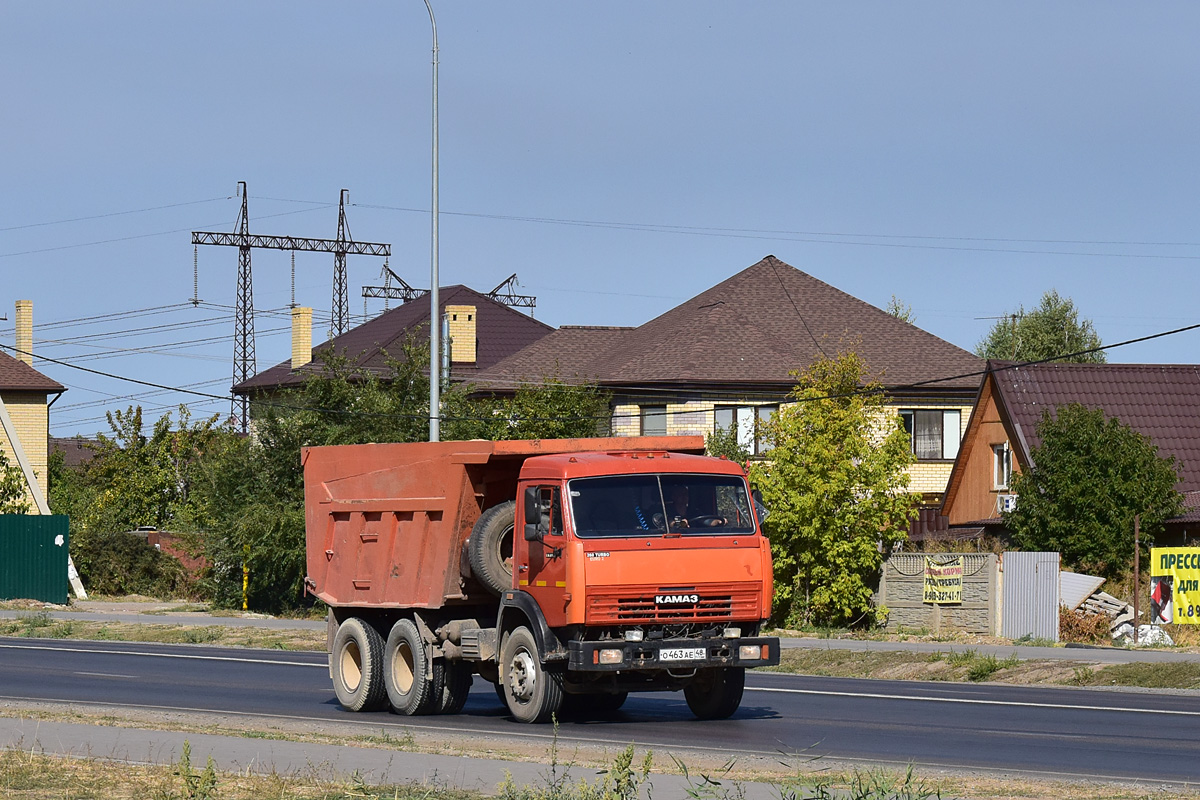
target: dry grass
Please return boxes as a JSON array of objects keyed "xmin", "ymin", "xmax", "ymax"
[
  {"xmin": 0, "ymin": 745, "xmax": 482, "ymax": 799},
  {"xmin": 766, "ymin": 646, "xmax": 1200, "ymax": 690},
  {"xmin": 0, "ymin": 612, "xmax": 325, "ymax": 651}
]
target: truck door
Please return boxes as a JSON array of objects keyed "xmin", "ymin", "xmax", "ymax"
[{"xmin": 519, "ymin": 485, "xmax": 570, "ymax": 627}]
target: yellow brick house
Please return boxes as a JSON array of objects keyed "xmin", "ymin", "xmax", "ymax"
[
  {"xmin": 0, "ymin": 300, "xmax": 65, "ymax": 510},
  {"xmin": 475, "ymin": 257, "xmax": 983, "ymax": 532}
]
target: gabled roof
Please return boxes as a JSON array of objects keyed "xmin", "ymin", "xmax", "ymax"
[
  {"xmin": 989, "ymin": 360, "xmax": 1200, "ymax": 492},
  {"xmin": 477, "ymin": 256, "xmax": 982, "ymax": 392},
  {"xmin": 0, "ymin": 352, "xmax": 64, "ymax": 393},
  {"xmin": 234, "ymin": 285, "xmax": 554, "ymax": 393}
]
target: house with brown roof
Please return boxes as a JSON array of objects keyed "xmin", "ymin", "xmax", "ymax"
[
  {"xmin": 1, "ymin": 301, "xmax": 65, "ymax": 510},
  {"xmin": 476, "ymin": 256, "xmax": 985, "ymax": 506},
  {"xmin": 233, "ymin": 284, "xmax": 554, "ymax": 397},
  {"xmin": 941, "ymin": 361, "xmax": 1200, "ymax": 543}
]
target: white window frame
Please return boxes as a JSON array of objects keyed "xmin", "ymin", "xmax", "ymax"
[
  {"xmin": 993, "ymin": 442, "xmax": 1013, "ymax": 490},
  {"xmin": 640, "ymin": 405, "xmax": 667, "ymax": 436},
  {"xmin": 714, "ymin": 404, "xmax": 777, "ymax": 456}
]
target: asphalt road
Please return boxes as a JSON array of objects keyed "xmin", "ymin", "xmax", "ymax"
[{"xmin": 2, "ymin": 637, "xmax": 1198, "ymax": 786}]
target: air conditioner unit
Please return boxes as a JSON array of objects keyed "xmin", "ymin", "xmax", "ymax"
[{"xmin": 996, "ymin": 494, "xmax": 1018, "ymax": 514}]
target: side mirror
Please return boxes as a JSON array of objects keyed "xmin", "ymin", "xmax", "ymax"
[{"xmin": 523, "ymin": 486, "xmax": 543, "ymax": 542}]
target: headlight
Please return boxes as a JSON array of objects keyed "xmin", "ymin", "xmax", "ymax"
[
  {"xmin": 624, "ymin": 629, "xmax": 644, "ymax": 642},
  {"xmin": 739, "ymin": 644, "xmax": 765, "ymax": 660},
  {"xmin": 599, "ymin": 648, "xmax": 624, "ymax": 665},
  {"xmin": 722, "ymin": 627, "xmax": 741, "ymax": 639}
]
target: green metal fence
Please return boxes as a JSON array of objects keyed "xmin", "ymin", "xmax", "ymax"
[{"xmin": 0, "ymin": 515, "xmax": 69, "ymax": 604}]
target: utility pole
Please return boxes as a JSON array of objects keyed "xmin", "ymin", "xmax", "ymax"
[
  {"xmin": 192, "ymin": 184, "xmax": 391, "ymax": 432},
  {"xmin": 1134, "ymin": 513, "xmax": 1141, "ymax": 645}
]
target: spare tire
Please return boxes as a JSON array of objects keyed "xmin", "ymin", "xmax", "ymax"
[{"xmin": 469, "ymin": 500, "xmax": 516, "ymax": 595}]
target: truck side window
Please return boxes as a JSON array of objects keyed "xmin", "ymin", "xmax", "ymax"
[{"xmin": 538, "ymin": 487, "xmax": 563, "ymax": 536}]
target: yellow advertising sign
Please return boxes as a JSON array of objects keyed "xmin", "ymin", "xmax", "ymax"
[
  {"xmin": 923, "ymin": 556, "xmax": 962, "ymax": 605},
  {"xmin": 1149, "ymin": 548, "xmax": 1200, "ymax": 624}
]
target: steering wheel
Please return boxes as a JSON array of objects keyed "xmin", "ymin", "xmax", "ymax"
[{"xmin": 688, "ymin": 515, "xmax": 725, "ymax": 527}]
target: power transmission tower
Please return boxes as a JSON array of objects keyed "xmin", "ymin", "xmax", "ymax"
[
  {"xmin": 332, "ymin": 189, "xmax": 352, "ymax": 335},
  {"xmin": 361, "ymin": 262, "xmax": 428, "ymax": 308},
  {"xmin": 192, "ymin": 184, "xmax": 390, "ymax": 432},
  {"xmin": 487, "ymin": 273, "xmax": 536, "ymax": 311}
]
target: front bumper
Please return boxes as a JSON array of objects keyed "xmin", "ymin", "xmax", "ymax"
[{"xmin": 567, "ymin": 636, "xmax": 780, "ymax": 672}]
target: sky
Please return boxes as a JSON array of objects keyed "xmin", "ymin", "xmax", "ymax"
[{"xmin": 3, "ymin": 3, "xmax": 1200, "ymax": 437}]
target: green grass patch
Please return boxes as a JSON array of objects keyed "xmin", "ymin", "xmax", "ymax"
[
  {"xmin": 1076, "ymin": 661, "xmax": 1200, "ymax": 689},
  {"xmin": 0, "ymin": 617, "xmax": 324, "ymax": 651}
]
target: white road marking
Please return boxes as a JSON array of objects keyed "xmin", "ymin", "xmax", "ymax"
[
  {"xmin": 747, "ymin": 685, "xmax": 1200, "ymax": 717},
  {"xmin": 0, "ymin": 642, "xmax": 321, "ymax": 668},
  {"xmin": 74, "ymin": 672, "xmax": 137, "ymax": 679}
]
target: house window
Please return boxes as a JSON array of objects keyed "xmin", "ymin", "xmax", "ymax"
[
  {"xmin": 899, "ymin": 409, "xmax": 961, "ymax": 460},
  {"xmin": 714, "ymin": 405, "xmax": 776, "ymax": 456},
  {"xmin": 640, "ymin": 405, "xmax": 667, "ymax": 436},
  {"xmin": 993, "ymin": 443, "xmax": 1013, "ymax": 489}
]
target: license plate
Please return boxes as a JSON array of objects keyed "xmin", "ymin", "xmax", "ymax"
[{"xmin": 660, "ymin": 647, "xmax": 705, "ymax": 662}]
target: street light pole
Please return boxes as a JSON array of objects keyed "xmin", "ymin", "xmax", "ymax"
[{"xmin": 423, "ymin": 0, "xmax": 441, "ymax": 442}]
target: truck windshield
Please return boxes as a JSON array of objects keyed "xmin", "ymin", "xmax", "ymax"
[{"xmin": 568, "ymin": 474, "xmax": 757, "ymax": 538}]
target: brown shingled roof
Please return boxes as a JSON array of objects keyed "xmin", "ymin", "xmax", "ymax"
[
  {"xmin": 0, "ymin": 352, "xmax": 64, "ymax": 392},
  {"xmin": 991, "ymin": 361, "xmax": 1200, "ymax": 493},
  {"xmin": 478, "ymin": 256, "xmax": 982, "ymax": 392},
  {"xmin": 234, "ymin": 285, "xmax": 553, "ymax": 394}
]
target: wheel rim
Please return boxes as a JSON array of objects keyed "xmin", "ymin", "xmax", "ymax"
[
  {"xmin": 497, "ymin": 524, "xmax": 514, "ymax": 573},
  {"xmin": 509, "ymin": 648, "xmax": 537, "ymax": 703},
  {"xmin": 392, "ymin": 640, "xmax": 415, "ymax": 694},
  {"xmin": 340, "ymin": 640, "xmax": 363, "ymax": 692}
]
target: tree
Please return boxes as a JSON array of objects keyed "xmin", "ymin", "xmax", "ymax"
[
  {"xmin": 705, "ymin": 422, "xmax": 751, "ymax": 463},
  {"xmin": 0, "ymin": 449, "xmax": 30, "ymax": 514},
  {"xmin": 749, "ymin": 352, "xmax": 916, "ymax": 628},
  {"xmin": 1005, "ymin": 404, "xmax": 1182, "ymax": 579},
  {"xmin": 885, "ymin": 295, "xmax": 915, "ymax": 324},
  {"xmin": 53, "ymin": 405, "xmax": 220, "ymax": 595},
  {"xmin": 975, "ymin": 290, "xmax": 1105, "ymax": 363}
]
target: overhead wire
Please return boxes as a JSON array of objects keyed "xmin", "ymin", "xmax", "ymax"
[
  {"xmin": 352, "ymin": 202, "xmax": 1200, "ymax": 262},
  {"xmin": 0, "ymin": 197, "xmax": 232, "ymax": 233},
  {"xmin": 0, "ymin": 205, "xmax": 334, "ymax": 259},
  {"xmin": 14, "ymin": 320, "xmax": 1200, "ymax": 432}
]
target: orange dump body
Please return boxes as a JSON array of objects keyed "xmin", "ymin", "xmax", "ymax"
[{"xmin": 303, "ymin": 436, "xmax": 705, "ymax": 609}]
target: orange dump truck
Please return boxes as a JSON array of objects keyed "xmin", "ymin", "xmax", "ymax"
[{"xmin": 304, "ymin": 436, "xmax": 779, "ymax": 723}]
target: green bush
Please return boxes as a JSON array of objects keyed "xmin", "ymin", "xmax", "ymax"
[{"xmin": 72, "ymin": 530, "xmax": 188, "ymax": 598}]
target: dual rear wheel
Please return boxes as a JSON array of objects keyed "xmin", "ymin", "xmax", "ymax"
[{"xmin": 331, "ymin": 616, "xmax": 470, "ymax": 716}]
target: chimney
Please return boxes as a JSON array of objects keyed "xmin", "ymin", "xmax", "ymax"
[
  {"xmin": 446, "ymin": 304, "xmax": 477, "ymax": 363},
  {"xmin": 291, "ymin": 306, "xmax": 313, "ymax": 369},
  {"xmin": 14, "ymin": 300, "xmax": 32, "ymax": 366}
]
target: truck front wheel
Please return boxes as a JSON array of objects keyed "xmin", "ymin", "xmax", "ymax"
[
  {"xmin": 384, "ymin": 618, "xmax": 442, "ymax": 715},
  {"xmin": 331, "ymin": 617, "xmax": 387, "ymax": 712},
  {"xmin": 684, "ymin": 667, "xmax": 745, "ymax": 720},
  {"xmin": 500, "ymin": 626, "xmax": 563, "ymax": 723}
]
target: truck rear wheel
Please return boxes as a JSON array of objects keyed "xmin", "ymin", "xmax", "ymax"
[
  {"xmin": 684, "ymin": 667, "xmax": 745, "ymax": 720},
  {"xmin": 438, "ymin": 661, "xmax": 473, "ymax": 715},
  {"xmin": 384, "ymin": 618, "xmax": 442, "ymax": 716},
  {"xmin": 500, "ymin": 625, "xmax": 563, "ymax": 723},
  {"xmin": 331, "ymin": 617, "xmax": 387, "ymax": 712},
  {"xmin": 469, "ymin": 500, "xmax": 516, "ymax": 595}
]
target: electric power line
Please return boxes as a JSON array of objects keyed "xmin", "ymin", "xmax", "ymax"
[{"xmin": 15, "ymin": 320, "xmax": 1200, "ymax": 432}]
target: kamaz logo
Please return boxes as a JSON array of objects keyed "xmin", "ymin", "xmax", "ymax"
[{"xmin": 655, "ymin": 594, "xmax": 699, "ymax": 605}]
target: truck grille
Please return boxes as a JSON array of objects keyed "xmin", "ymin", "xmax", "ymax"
[{"xmin": 588, "ymin": 584, "xmax": 760, "ymax": 624}]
